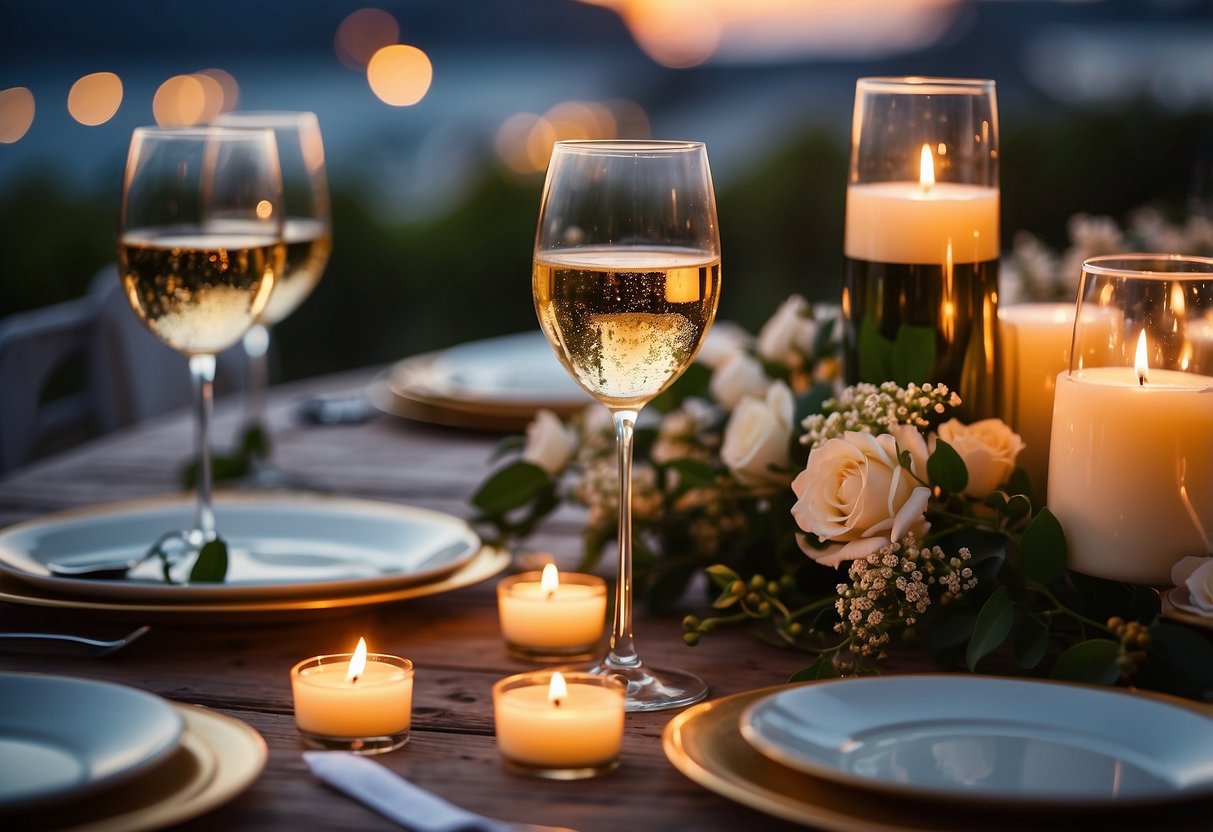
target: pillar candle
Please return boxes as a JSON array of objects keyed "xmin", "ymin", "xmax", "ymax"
[{"xmin": 845, "ymin": 181, "xmax": 999, "ymax": 265}]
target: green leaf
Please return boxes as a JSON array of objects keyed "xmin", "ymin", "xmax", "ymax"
[
  {"xmin": 857, "ymin": 316, "xmax": 893, "ymax": 384},
  {"xmin": 665, "ymin": 458, "xmax": 718, "ymax": 491},
  {"xmin": 489, "ymin": 434, "xmax": 527, "ymax": 461},
  {"xmin": 1013, "ymin": 615, "xmax": 1049, "ymax": 670},
  {"xmin": 789, "ymin": 655, "xmax": 840, "ymax": 682},
  {"xmin": 704, "ymin": 564, "xmax": 741, "ymax": 588},
  {"xmin": 927, "ymin": 438, "xmax": 968, "ymax": 494},
  {"xmin": 891, "ymin": 324, "xmax": 937, "ymax": 384},
  {"xmin": 470, "ymin": 461, "xmax": 551, "ymax": 515},
  {"xmin": 983, "ymin": 491, "xmax": 1008, "ymax": 511},
  {"xmin": 795, "ymin": 382, "xmax": 835, "ymax": 426},
  {"xmin": 1049, "ymin": 639, "xmax": 1120, "ymax": 685},
  {"xmin": 1017, "ymin": 507, "xmax": 1067, "ymax": 585},
  {"xmin": 189, "ymin": 538, "xmax": 229, "ymax": 583},
  {"xmin": 812, "ymin": 315, "xmax": 838, "ymax": 358},
  {"xmin": 966, "ymin": 586, "xmax": 1014, "ymax": 670},
  {"xmin": 1004, "ymin": 493, "xmax": 1032, "ymax": 521}
]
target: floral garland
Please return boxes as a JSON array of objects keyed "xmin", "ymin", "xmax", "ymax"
[{"xmin": 472, "ymin": 206, "xmax": 1213, "ymax": 700}]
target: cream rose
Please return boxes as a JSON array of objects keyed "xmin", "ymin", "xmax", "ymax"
[
  {"xmin": 521, "ymin": 409, "xmax": 578, "ymax": 476},
  {"xmin": 935, "ymin": 418, "xmax": 1025, "ymax": 499},
  {"xmin": 1172, "ymin": 556, "xmax": 1213, "ymax": 613},
  {"xmin": 721, "ymin": 382, "xmax": 795, "ymax": 487},
  {"xmin": 790, "ymin": 425, "xmax": 931, "ymax": 567},
  {"xmin": 756, "ymin": 295, "xmax": 818, "ymax": 364},
  {"xmin": 709, "ymin": 351, "xmax": 769, "ymax": 411}
]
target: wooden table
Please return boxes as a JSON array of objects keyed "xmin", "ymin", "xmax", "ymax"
[{"xmin": 0, "ymin": 368, "xmax": 821, "ymax": 832}]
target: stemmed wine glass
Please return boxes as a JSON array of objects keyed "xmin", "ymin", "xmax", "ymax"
[
  {"xmin": 213, "ymin": 111, "xmax": 332, "ymax": 487},
  {"xmin": 533, "ymin": 140, "xmax": 721, "ymax": 711},
  {"xmin": 118, "ymin": 126, "xmax": 284, "ymax": 568}
]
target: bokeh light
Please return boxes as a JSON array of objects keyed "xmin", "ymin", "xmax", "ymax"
[
  {"xmin": 189, "ymin": 71, "xmax": 227, "ymax": 123},
  {"xmin": 621, "ymin": 0, "xmax": 722, "ymax": 68},
  {"xmin": 0, "ymin": 87, "xmax": 36, "ymax": 143},
  {"xmin": 153, "ymin": 74, "xmax": 207, "ymax": 126},
  {"xmin": 494, "ymin": 99, "xmax": 650, "ymax": 174},
  {"xmin": 67, "ymin": 72, "xmax": 123, "ymax": 126},
  {"xmin": 336, "ymin": 8, "xmax": 400, "ymax": 71},
  {"xmin": 196, "ymin": 68, "xmax": 240, "ymax": 114},
  {"xmin": 367, "ymin": 44, "xmax": 433, "ymax": 107}
]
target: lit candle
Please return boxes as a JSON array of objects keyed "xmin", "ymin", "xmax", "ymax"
[
  {"xmin": 497, "ymin": 563, "xmax": 607, "ymax": 661},
  {"xmin": 492, "ymin": 670, "xmax": 625, "ymax": 778},
  {"xmin": 290, "ymin": 637, "xmax": 414, "ymax": 753},
  {"xmin": 1048, "ymin": 332, "xmax": 1213, "ymax": 584},
  {"xmin": 998, "ymin": 303, "xmax": 1075, "ymax": 499}
]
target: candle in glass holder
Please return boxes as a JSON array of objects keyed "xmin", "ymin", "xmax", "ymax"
[
  {"xmin": 497, "ymin": 563, "xmax": 606, "ymax": 661},
  {"xmin": 290, "ymin": 637, "xmax": 414, "ymax": 754},
  {"xmin": 492, "ymin": 670, "xmax": 625, "ymax": 779},
  {"xmin": 1048, "ymin": 333, "xmax": 1213, "ymax": 585}
]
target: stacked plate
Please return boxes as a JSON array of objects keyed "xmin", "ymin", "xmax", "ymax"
[
  {"xmin": 664, "ymin": 675, "xmax": 1213, "ymax": 831},
  {"xmin": 0, "ymin": 672, "xmax": 266, "ymax": 831},
  {"xmin": 0, "ymin": 493, "xmax": 508, "ymax": 620}
]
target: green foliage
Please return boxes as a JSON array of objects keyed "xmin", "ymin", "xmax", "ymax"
[
  {"xmin": 927, "ymin": 439, "xmax": 968, "ymax": 495},
  {"xmin": 189, "ymin": 538, "xmax": 230, "ymax": 583}
]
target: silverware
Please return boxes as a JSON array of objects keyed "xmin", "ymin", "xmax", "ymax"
[
  {"xmin": 46, "ymin": 531, "xmax": 187, "ymax": 579},
  {"xmin": 0, "ymin": 625, "xmax": 150, "ymax": 656}
]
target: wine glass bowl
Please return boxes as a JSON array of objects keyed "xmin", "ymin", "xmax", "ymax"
[
  {"xmin": 118, "ymin": 125, "xmax": 284, "ymax": 554},
  {"xmin": 533, "ymin": 139, "xmax": 720, "ymax": 711}
]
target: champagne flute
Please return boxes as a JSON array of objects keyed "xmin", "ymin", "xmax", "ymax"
[
  {"xmin": 213, "ymin": 111, "xmax": 332, "ymax": 487},
  {"xmin": 118, "ymin": 126, "xmax": 284, "ymax": 564},
  {"xmin": 533, "ymin": 140, "xmax": 721, "ymax": 711}
]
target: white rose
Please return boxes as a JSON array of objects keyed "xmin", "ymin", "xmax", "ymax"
[
  {"xmin": 721, "ymin": 382, "xmax": 795, "ymax": 487},
  {"xmin": 1172, "ymin": 556, "xmax": 1213, "ymax": 613},
  {"xmin": 790, "ymin": 424, "xmax": 931, "ymax": 568},
  {"xmin": 935, "ymin": 418, "xmax": 1025, "ymax": 499},
  {"xmin": 521, "ymin": 409, "xmax": 578, "ymax": 476},
  {"xmin": 709, "ymin": 351, "xmax": 769, "ymax": 411},
  {"xmin": 756, "ymin": 295, "xmax": 818, "ymax": 364},
  {"xmin": 694, "ymin": 320, "xmax": 753, "ymax": 370}
]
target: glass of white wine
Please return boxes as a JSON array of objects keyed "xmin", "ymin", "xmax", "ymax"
[
  {"xmin": 533, "ymin": 140, "xmax": 721, "ymax": 711},
  {"xmin": 213, "ymin": 111, "xmax": 332, "ymax": 488},
  {"xmin": 118, "ymin": 126, "xmax": 284, "ymax": 565}
]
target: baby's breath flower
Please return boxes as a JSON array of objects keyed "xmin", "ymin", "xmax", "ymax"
[{"xmin": 800, "ymin": 382, "xmax": 959, "ymax": 447}]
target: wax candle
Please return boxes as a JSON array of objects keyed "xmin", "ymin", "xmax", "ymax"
[
  {"xmin": 497, "ymin": 563, "xmax": 606, "ymax": 661},
  {"xmin": 290, "ymin": 638, "xmax": 414, "ymax": 754},
  {"xmin": 1048, "ymin": 350, "xmax": 1213, "ymax": 584},
  {"xmin": 998, "ymin": 303, "xmax": 1075, "ymax": 500},
  {"xmin": 845, "ymin": 180, "xmax": 1000, "ymax": 266},
  {"xmin": 492, "ymin": 670, "xmax": 625, "ymax": 779}
]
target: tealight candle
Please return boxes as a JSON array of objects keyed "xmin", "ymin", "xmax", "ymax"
[
  {"xmin": 1049, "ymin": 332, "xmax": 1213, "ymax": 585},
  {"xmin": 492, "ymin": 670, "xmax": 625, "ymax": 779},
  {"xmin": 497, "ymin": 563, "xmax": 607, "ymax": 662},
  {"xmin": 290, "ymin": 637, "xmax": 414, "ymax": 754}
]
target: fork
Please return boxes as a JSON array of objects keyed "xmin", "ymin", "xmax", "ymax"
[{"xmin": 0, "ymin": 625, "xmax": 151, "ymax": 656}]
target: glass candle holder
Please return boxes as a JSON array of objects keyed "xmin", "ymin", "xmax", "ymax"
[
  {"xmin": 497, "ymin": 569, "xmax": 607, "ymax": 662},
  {"xmin": 1048, "ymin": 254, "xmax": 1213, "ymax": 585},
  {"xmin": 492, "ymin": 670, "xmax": 625, "ymax": 780},
  {"xmin": 290, "ymin": 653, "xmax": 414, "ymax": 754},
  {"xmin": 843, "ymin": 76, "xmax": 1000, "ymax": 421}
]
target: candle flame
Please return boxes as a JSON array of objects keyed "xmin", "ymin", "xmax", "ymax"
[
  {"xmin": 919, "ymin": 143, "xmax": 935, "ymax": 191},
  {"xmin": 548, "ymin": 670, "xmax": 568, "ymax": 707},
  {"xmin": 540, "ymin": 562, "xmax": 559, "ymax": 599},
  {"xmin": 346, "ymin": 637, "xmax": 368, "ymax": 684},
  {"xmin": 1135, "ymin": 329, "xmax": 1149, "ymax": 386}
]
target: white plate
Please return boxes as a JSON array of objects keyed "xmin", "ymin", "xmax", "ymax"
[
  {"xmin": 739, "ymin": 675, "xmax": 1213, "ymax": 808},
  {"xmin": 0, "ymin": 673, "xmax": 184, "ymax": 811},
  {"xmin": 0, "ymin": 493, "xmax": 481, "ymax": 602}
]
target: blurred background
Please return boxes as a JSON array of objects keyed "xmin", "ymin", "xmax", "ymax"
[{"xmin": 3, "ymin": 0, "xmax": 1213, "ymax": 383}]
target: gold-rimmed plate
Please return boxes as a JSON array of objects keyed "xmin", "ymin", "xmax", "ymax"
[
  {"xmin": 663, "ymin": 681, "xmax": 1213, "ymax": 832},
  {"xmin": 2, "ymin": 703, "xmax": 267, "ymax": 832}
]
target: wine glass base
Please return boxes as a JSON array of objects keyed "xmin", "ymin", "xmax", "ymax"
[{"xmin": 587, "ymin": 659, "xmax": 709, "ymax": 713}]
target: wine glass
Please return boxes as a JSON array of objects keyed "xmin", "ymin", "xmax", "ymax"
[
  {"xmin": 533, "ymin": 140, "xmax": 721, "ymax": 711},
  {"xmin": 213, "ymin": 111, "xmax": 332, "ymax": 487},
  {"xmin": 118, "ymin": 126, "xmax": 284, "ymax": 562}
]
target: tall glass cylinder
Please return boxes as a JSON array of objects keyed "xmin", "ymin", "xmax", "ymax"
[
  {"xmin": 1048, "ymin": 254, "xmax": 1213, "ymax": 585},
  {"xmin": 843, "ymin": 76, "xmax": 1000, "ymax": 421}
]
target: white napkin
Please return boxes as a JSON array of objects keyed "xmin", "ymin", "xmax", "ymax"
[{"xmin": 304, "ymin": 751, "xmax": 513, "ymax": 832}]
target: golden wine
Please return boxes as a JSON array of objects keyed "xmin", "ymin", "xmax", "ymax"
[
  {"xmin": 259, "ymin": 217, "xmax": 332, "ymax": 325},
  {"xmin": 533, "ymin": 246, "xmax": 721, "ymax": 409},
  {"xmin": 843, "ymin": 257, "xmax": 1000, "ymax": 421},
  {"xmin": 119, "ymin": 229, "xmax": 284, "ymax": 355}
]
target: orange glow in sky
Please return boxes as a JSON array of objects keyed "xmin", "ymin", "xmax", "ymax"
[
  {"xmin": 495, "ymin": 100, "xmax": 650, "ymax": 174},
  {"xmin": 367, "ymin": 44, "xmax": 433, "ymax": 106},
  {"xmin": 0, "ymin": 87, "xmax": 36, "ymax": 143},
  {"xmin": 336, "ymin": 8, "xmax": 401, "ymax": 71},
  {"xmin": 67, "ymin": 72, "xmax": 123, "ymax": 126}
]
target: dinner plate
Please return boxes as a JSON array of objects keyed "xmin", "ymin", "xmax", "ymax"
[
  {"xmin": 0, "ymin": 545, "xmax": 509, "ymax": 621},
  {"xmin": 663, "ymin": 682, "xmax": 1213, "ymax": 832},
  {"xmin": 0, "ymin": 673, "xmax": 184, "ymax": 811},
  {"xmin": 2, "ymin": 703, "xmax": 267, "ymax": 832},
  {"xmin": 0, "ymin": 493, "xmax": 481, "ymax": 602},
  {"xmin": 738, "ymin": 675, "xmax": 1213, "ymax": 808},
  {"xmin": 369, "ymin": 330, "xmax": 594, "ymax": 431}
]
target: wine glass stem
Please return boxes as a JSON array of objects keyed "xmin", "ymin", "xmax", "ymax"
[
  {"xmin": 607, "ymin": 408, "xmax": 641, "ymax": 669},
  {"xmin": 189, "ymin": 353, "xmax": 217, "ymax": 542},
  {"xmin": 243, "ymin": 323, "xmax": 270, "ymax": 440}
]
